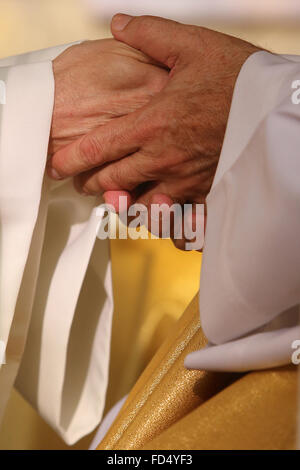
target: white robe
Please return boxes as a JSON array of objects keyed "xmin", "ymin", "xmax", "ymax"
[
  {"xmin": 185, "ymin": 51, "xmax": 300, "ymax": 372},
  {"xmin": 0, "ymin": 45, "xmax": 299, "ymax": 447},
  {"xmin": 0, "ymin": 45, "xmax": 113, "ymax": 445}
]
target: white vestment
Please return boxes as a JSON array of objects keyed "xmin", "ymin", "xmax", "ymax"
[
  {"xmin": 0, "ymin": 45, "xmax": 299, "ymax": 447},
  {"xmin": 185, "ymin": 51, "xmax": 300, "ymax": 372},
  {"xmin": 0, "ymin": 45, "xmax": 113, "ymax": 445}
]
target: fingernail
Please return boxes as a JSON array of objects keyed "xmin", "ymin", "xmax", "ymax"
[
  {"xmin": 47, "ymin": 167, "xmax": 62, "ymax": 180},
  {"xmin": 112, "ymin": 13, "xmax": 133, "ymax": 32}
]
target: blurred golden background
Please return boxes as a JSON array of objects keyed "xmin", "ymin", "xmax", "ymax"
[{"xmin": 0, "ymin": 0, "xmax": 299, "ymax": 450}]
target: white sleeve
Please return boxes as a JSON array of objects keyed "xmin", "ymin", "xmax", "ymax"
[
  {"xmin": 0, "ymin": 46, "xmax": 113, "ymax": 445},
  {"xmin": 185, "ymin": 51, "xmax": 300, "ymax": 372}
]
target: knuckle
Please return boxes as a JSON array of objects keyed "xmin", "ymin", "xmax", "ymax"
[
  {"xmin": 151, "ymin": 74, "xmax": 168, "ymax": 94},
  {"xmin": 81, "ymin": 183, "xmax": 95, "ymax": 195},
  {"xmin": 136, "ymin": 119, "xmax": 153, "ymax": 141},
  {"xmin": 126, "ymin": 162, "xmax": 146, "ymax": 189},
  {"xmin": 97, "ymin": 171, "xmax": 117, "ymax": 192},
  {"xmin": 137, "ymin": 108, "xmax": 168, "ymax": 141},
  {"xmin": 79, "ymin": 175, "xmax": 97, "ymax": 195},
  {"xmin": 79, "ymin": 134, "xmax": 104, "ymax": 167}
]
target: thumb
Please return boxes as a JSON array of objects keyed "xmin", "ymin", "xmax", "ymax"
[{"xmin": 111, "ymin": 14, "xmax": 190, "ymax": 68}]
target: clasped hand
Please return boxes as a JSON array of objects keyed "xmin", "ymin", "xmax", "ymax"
[{"xmin": 47, "ymin": 15, "xmax": 258, "ymax": 249}]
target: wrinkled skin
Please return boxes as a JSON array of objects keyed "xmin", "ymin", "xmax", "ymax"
[
  {"xmin": 50, "ymin": 18, "xmax": 258, "ymax": 201},
  {"xmin": 49, "ymin": 16, "xmax": 260, "ymax": 249},
  {"xmin": 49, "ymin": 38, "xmax": 168, "ymax": 156}
]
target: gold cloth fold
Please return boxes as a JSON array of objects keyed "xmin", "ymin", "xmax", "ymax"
[{"xmin": 97, "ymin": 294, "xmax": 298, "ymax": 450}]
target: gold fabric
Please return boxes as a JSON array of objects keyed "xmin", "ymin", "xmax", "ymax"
[
  {"xmin": 105, "ymin": 237, "xmax": 202, "ymax": 413},
  {"xmin": 97, "ymin": 294, "xmax": 298, "ymax": 450},
  {"xmin": 98, "ymin": 295, "xmax": 237, "ymax": 449},
  {"xmin": 143, "ymin": 366, "xmax": 297, "ymax": 450}
]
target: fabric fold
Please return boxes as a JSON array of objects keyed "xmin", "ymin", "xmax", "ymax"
[
  {"xmin": 0, "ymin": 45, "xmax": 113, "ymax": 445},
  {"xmin": 198, "ymin": 51, "xmax": 300, "ymax": 371}
]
